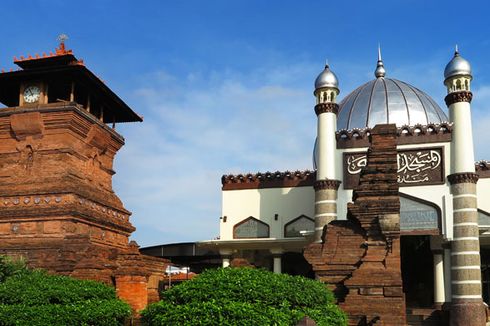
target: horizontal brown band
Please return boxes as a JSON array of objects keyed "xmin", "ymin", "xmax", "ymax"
[
  {"xmin": 447, "ymin": 172, "xmax": 479, "ymax": 185},
  {"xmin": 444, "ymin": 91, "xmax": 473, "ymax": 106},
  {"xmin": 314, "ymin": 103, "xmax": 339, "ymax": 116},
  {"xmin": 314, "ymin": 179, "xmax": 341, "ymax": 191}
]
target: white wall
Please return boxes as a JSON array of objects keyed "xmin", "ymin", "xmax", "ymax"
[{"xmin": 221, "ymin": 186, "xmax": 314, "ymax": 240}]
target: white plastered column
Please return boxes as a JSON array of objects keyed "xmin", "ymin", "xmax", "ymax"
[
  {"xmin": 270, "ymin": 248, "xmax": 283, "ymax": 274},
  {"xmin": 449, "ymin": 101, "xmax": 475, "ymax": 173},
  {"xmin": 316, "ymin": 112, "xmax": 337, "ymax": 180},
  {"xmin": 220, "ymin": 249, "xmax": 232, "ymax": 268},
  {"xmin": 433, "ymin": 251, "xmax": 445, "ymax": 306}
]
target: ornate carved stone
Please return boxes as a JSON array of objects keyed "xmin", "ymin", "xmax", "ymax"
[
  {"xmin": 447, "ymin": 172, "xmax": 479, "ymax": 185},
  {"xmin": 444, "ymin": 91, "xmax": 473, "ymax": 106},
  {"xmin": 314, "ymin": 102, "xmax": 339, "ymax": 116},
  {"xmin": 313, "ymin": 179, "xmax": 341, "ymax": 191}
]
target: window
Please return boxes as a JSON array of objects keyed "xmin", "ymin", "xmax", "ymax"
[
  {"xmin": 233, "ymin": 217, "xmax": 269, "ymax": 239},
  {"xmin": 400, "ymin": 194, "xmax": 440, "ymax": 232},
  {"xmin": 284, "ymin": 215, "xmax": 314, "ymax": 238}
]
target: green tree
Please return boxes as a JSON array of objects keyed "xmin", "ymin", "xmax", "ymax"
[
  {"xmin": 0, "ymin": 256, "xmax": 131, "ymax": 326},
  {"xmin": 141, "ymin": 267, "xmax": 346, "ymax": 326}
]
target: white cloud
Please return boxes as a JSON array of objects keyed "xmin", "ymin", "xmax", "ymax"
[{"xmin": 114, "ymin": 63, "xmax": 318, "ymax": 246}]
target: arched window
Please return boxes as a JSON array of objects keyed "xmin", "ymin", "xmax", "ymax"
[
  {"xmin": 284, "ymin": 215, "xmax": 314, "ymax": 238},
  {"xmin": 478, "ymin": 209, "xmax": 490, "ymax": 228},
  {"xmin": 233, "ymin": 217, "xmax": 269, "ymax": 239},
  {"xmin": 400, "ymin": 194, "xmax": 440, "ymax": 233}
]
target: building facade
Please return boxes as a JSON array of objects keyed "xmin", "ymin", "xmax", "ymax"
[{"xmin": 203, "ymin": 48, "xmax": 489, "ymax": 325}]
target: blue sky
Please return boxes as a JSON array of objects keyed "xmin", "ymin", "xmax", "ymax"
[{"xmin": 1, "ymin": 1, "xmax": 490, "ymax": 246}]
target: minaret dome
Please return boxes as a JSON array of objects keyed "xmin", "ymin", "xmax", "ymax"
[
  {"xmin": 444, "ymin": 46, "xmax": 472, "ymax": 93},
  {"xmin": 314, "ymin": 62, "xmax": 339, "ymax": 104}
]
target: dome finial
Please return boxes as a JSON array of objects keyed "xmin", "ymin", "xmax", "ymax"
[
  {"xmin": 325, "ymin": 58, "xmax": 329, "ymax": 68},
  {"xmin": 455, "ymin": 44, "xmax": 459, "ymax": 55},
  {"xmin": 375, "ymin": 44, "xmax": 386, "ymax": 78}
]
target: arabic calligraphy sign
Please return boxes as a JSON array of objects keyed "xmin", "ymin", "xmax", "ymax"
[{"xmin": 343, "ymin": 147, "xmax": 444, "ymax": 189}]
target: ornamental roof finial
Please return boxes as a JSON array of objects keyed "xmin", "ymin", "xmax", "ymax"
[
  {"xmin": 56, "ymin": 34, "xmax": 69, "ymax": 54},
  {"xmin": 374, "ymin": 44, "xmax": 386, "ymax": 78}
]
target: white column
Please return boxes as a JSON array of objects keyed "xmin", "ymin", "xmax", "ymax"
[
  {"xmin": 222, "ymin": 257, "xmax": 230, "ymax": 268},
  {"xmin": 270, "ymin": 249, "xmax": 283, "ymax": 274},
  {"xmin": 449, "ymin": 101, "xmax": 475, "ymax": 173},
  {"xmin": 444, "ymin": 248, "xmax": 452, "ymax": 302},
  {"xmin": 220, "ymin": 249, "xmax": 232, "ymax": 268},
  {"xmin": 317, "ymin": 112, "xmax": 337, "ymax": 180},
  {"xmin": 433, "ymin": 251, "xmax": 445, "ymax": 305},
  {"xmin": 273, "ymin": 255, "xmax": 282, "ymax": 274}
]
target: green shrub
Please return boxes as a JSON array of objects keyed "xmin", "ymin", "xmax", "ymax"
[
  {"xmin": 0, "ymin": 258, "xmax": 131, "ymax": 326},
  {"xmin": 0, "ymin": 269, "xmax": 117, "ymax": 305},
  {"xmin": 141, "ymin": 267, "xmax": 347, "ymax": 326},
  {"xmin": 0, "ymin": 256, "xmax": 27, "ymax": 283}
]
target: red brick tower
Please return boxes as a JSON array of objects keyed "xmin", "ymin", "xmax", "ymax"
[{"xmin": 0, "ymin": 39, "xmax": 167, "ymax": 311}]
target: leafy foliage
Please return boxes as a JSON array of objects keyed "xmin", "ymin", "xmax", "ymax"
[
  {"xmin": 141, "ymin": 267, "xmax": 347, "ymax": 326},
  {"xmin": 0, "ymin": 256, "xmax": 27, "ymax": 283},
  {"xmin": 0, "ymin": 256, "xmax": 131, "ymax": 326}
]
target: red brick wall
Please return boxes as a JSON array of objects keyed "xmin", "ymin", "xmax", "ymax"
[{"xmin": 305, "ymin": 124, "xmax": 406, "ymax": 325}]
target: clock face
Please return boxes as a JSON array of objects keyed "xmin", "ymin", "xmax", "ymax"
[{"xmin": 23, "ymin": 85, "xmax": 41, "ymax": 103}]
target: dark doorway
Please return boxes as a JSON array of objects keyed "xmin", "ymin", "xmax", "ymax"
[
  {"xmin": 480, "ymin": 246, "xmax": 490, "ymax": 304},
  {"xmin": 401, "ymin": 235, "xmax": 434, "ymax": 308},
  {"xmin": 282, "ymin": 252, "xmax": 315, "ymax": 278}
]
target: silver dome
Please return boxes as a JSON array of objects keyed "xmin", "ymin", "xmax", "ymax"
[
  {"xmin": 337, "ymin": 78, "xmax": 448, "ymax": 130},
  {"xmin": 314, "ymin": 64, "xmax": 339, "ymax": 90},
  {"xmin": 444, "ymin": 49, "xmax": 472, "ymax": 80}
]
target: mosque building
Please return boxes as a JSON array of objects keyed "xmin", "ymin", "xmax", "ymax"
[{"xmin": 202, "ymin": 48, "xmax": 489, "ymax": 325}]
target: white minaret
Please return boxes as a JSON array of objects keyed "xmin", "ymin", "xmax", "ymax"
[
  {"xmin": 444, "ymin": 47, "xmax": 486, "ymax": 326},
  {"xmin": 313, "ymin": 62, "xmax": 341, "ymax": 242},
  {"xmin": 445, "ymin": 46, "xmax": 475, "ymax": 174}
]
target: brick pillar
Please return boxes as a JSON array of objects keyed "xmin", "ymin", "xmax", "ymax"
[
  {"xmin": 314, "ymin": 179, "xmax": 341, "ymax": 242},
  {"xmin": 305, "ymin": 124, "xmax": 406, "ymax": 325},
  {"xmin": 116, "ymin": 274, "xmax": 148, "ymax": 313},
  {"xmin": 448, "ymin": 173, "xmax": 486, "ymax": 326}
]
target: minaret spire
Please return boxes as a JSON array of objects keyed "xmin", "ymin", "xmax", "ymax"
[{"xmin": 375, "ymin": 44, "xmax": 386, "ymax": 78}]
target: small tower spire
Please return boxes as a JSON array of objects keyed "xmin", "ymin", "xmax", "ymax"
[{"xmin": 375, "ymin": 44, "xmax": 386, "ymax": 78}]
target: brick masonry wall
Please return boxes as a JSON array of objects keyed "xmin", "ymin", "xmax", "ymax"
[
  {"xmin": 0, "ymin": 106, "xmax": 169, "ymax": 312},
  {"xmin": 304, "ymin": 124, "xmax": 406, "ymax": 325}
]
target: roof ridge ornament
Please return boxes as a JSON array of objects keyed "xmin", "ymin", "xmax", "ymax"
[
  {"xmin": 375, "ymin": 44, "xmax": 386, "ymax": 78},
  {"xmin": 56, "ymin": 34, "xmax": 69, "ymax": 55}
]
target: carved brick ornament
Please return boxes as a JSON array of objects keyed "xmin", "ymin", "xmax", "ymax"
[
  {"xmin": 447, "ymin": 172, "xmax": 479, "ymax": 185},
  {"xmin": 314, "ymin": 103, "xmax": 339, "ymax": 116},
  {"xmin": 444, "ymin": 91, "xmax": 473, "ymax": 106},
  {"xmin": 313, "ymin": 179, "xmax": 341, "ymax": 191}
]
